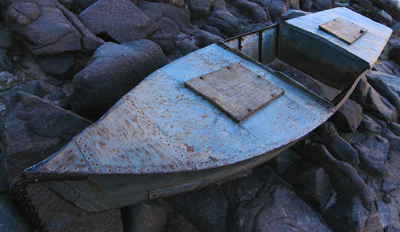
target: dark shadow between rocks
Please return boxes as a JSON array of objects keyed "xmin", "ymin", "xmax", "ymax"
[{"xmin": 96, "ymin": 32, "xmax": 120, "ymax": 43}]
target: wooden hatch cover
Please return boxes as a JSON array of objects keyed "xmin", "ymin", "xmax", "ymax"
[
  {"xmin": 319, "ymin": 17, "xmax": 367, "ymax": 44},
  {"xmin": 184, "ymin": 63, "xmax": 284, "ymax": 123}
]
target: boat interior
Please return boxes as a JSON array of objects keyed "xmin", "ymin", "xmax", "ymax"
[{"xmin": 224, "ymin": 23, "xmax": 362, "ymax": 108}]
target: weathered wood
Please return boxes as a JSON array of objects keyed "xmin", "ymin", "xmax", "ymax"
[
  {"xmin": 319, "ymin": 17, "xmax": 367, "ymax": 44},
  {"xmin": 184, "ymin": 63, "xmax": 284, "ymax": 123}
]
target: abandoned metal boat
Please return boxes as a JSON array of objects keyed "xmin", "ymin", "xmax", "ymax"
[{"xmin": 14, "ymin": 7, "xmax": 392, "ymax": 212}]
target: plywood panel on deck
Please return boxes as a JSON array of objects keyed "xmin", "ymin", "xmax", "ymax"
[{"xmin": 184, "ymin": 63, "xmax": 284, "ymax": 122}]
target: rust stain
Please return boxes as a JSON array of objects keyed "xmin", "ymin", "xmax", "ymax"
[
  {"xmin": 184, "ymin": 144, "xmax": 195, "ymax": 153},
  {"xmin": 209, "ymin": 156, "xmax": 220, "ymax": 161},
  {"xmin": 86, "ymin": 179, "xmax": 104, "ymax": 195}
]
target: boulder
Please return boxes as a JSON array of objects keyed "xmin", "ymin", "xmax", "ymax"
[
  {"xmin": 194, "ymin": 29, "xmax": 224, "ymax": 48},
  {"xmin": 333, "ymin": 99, "xmax": 363, "ymax": 133},
  {"xmin": 176, "ymin": 39, "xmax": 199, "ymax": 56},
  {"xmin": 149, "ymin": 31, "xmax": 177, "ymax": 55},
  {"xmin": 381, "ymin": 178, "xmax": 398, "ymax": 194},
  {"xmin": 156, "ymin": 17, "xmax": 180, "ymax": 36},
  {"xmin": 26, "ymin": 184, "xmax": 123, "ymax": 232},
  {"xmin": 376, "ymin": 201, "xmax": 392, "ymax": 228},
  {"xmin": 300, "ymin": 0, "xmax": 312, "ymax": 11},
  {"xmin": 283, "ymin": 162, "xmax": 333, "ymax": 214},
  {"xmin": 164, "ymin": 214, "xmax": 200, "ymax": 231},
  {"xmin": 70, "ymin": 40, "xmax": 167, "ymax": 118},
  {"xmin": 343, "ymin": 133, "xmax": 389, "ymax": 176},
  {"xmin": 231, "ymin": 0, "xmax": 268, "ymax": 23},
  {"xmin": 227, "ymin": 167, "xmax": 331, "ymax": 232},
  {"xmin": 372, "ymin": 61, "xmax": 395, "ymax": 75},
  {"xmin": 390, "ymin": 122, "xmax": 400, "ymax": 136},
  {"xmin": 302, "ymin": 142, "xmax": 374, "ymax": 210},
  {"xmin": 376, "ymin": 10, "xmax": 393, "ymax": 26},
  {"xmin": 5, "ymin": 0, "xmax": 103, "ymax": 56},
  {"xmin": 0, "ymin": 91, "xmax": 92, "ymax": 183},
  {"xmin": 353, "ymin": 0, "xmax": 373, "ymax": 8},
  {"xmin": 250, "ymin": 0, "xmax": 287, "ymax": 21},
  {"xmin": 358, "ymin": 114, "xmax": 383, "ymax": 135},
  {"xmin": 0, "ymin": 194, "xmax": 33, "ymax": 231},
  {"xmin": 125, "ymin": 200, "xmax": 171, "ymax": 232},
  {"xmin": 43, "ymin": 88, "xmax": 69, "ymax": 109},
  {"xmin": 185, "ymin": 0, "xmax": 213, "ymax": 19},
  {"xmin": 165, "ymin": 184, "xmax": 229, "ymax": 232},
  {"xmin": 205, "ymin": 10, "xmax": 240, "ymax": 37},
  {"xmin": 367, "ymin": 72, "xmax": 400, "ymax": 115},
  {"xmin": 364, "ymin": 86, "xmax": 398, "ymax": 123},
  {"xmin": 315, "ymin": 122, "xmax": 359, "ymax": 165},
  {"xmin": 0, "ymin": 71, "xmax": 23, "ymax": 94},
  {"xmin": 1, "ymin": 80, "xmax": 44, "ymax": 106},
  {"xmin": 271, "ymin": 148, "xmax": 299, "ymax": 175},
  {"xmin": 35, "ymin": 54, "xmax": 75, "ymax": 78},
  {"xmin": 311, "ymin": 0, "xmax": 333, "ymax": 11},
  {"xmin": 213, "ymin": 0, "xmax": 227, "ymax": 11},
  {"xmin": 79, "ymin": 0, "xmax": 159, "ymax": 43},
  {"xmin": 324, "ymin": 197, "xmax": 370, "ymax": 232},
  {"xmin": 281, "ymin": 9, "xmax": 310, "ymax": 20},
  {"xmin": 199, "ymin": 24, "xmax": 225, "ymax": 38},
  {"xmin": 0, "ymin": 49, "xmax": 13, "ymax": 72},
  {"xmin": 138, "ymin": 2, "xmax": 191, "ymax": 31},
  {"xmin": 350, "ymin": 76, "xmax": 370, "ymax": 105},
  {"xmin": 382, "ymin": 128, "xmax": 400, "ymax": 151}
]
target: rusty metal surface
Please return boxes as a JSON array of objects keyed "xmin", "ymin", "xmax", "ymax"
[
  {"xmin": 319, "ymin": 17, "xmax": 367, "ymax": 44},
  {"xmin": 25, "ymin": 42, "xmax": 335, "ymax": 178},
  {"xmin": 20, "ymin": 8, "xmax": 391, "ymax": 212}
]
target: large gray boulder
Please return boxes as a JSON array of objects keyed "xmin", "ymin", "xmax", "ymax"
[
  {"xmin": 5, "ymin": 0, "xmax": 103, "ymax": 56},
  {"xmin": 315, "ymin": 121, "xmax": 359, "ymax": 166},
  {"xmin": 0, "ymin": 91, "xmax": 92, "ymax": 183},
  {"xmin": 231, "ymin": 0, "xmax": 269, "ymax": 23},
  {"xmin": 250, "ymin": 0, "xmax": 287, "ymax": 21},
  {"xmin": 79, "ymin": 0, "xmax": 159, "ymax": 43},
  {"xmin": 138, "ymin": 2, "xmax": 191, "ymax": 32},
  {"xmin": 185, "ymin": 0, "xmax": 213, "ymax": 19},
  {"xmin": 333, "ymin": 99, "xmax": 363, "ymax": 133},
  {"xmin": 70, "ymin": 40, "xmax": 167, "ymax": 118},
  {"xmin": 324, "ymin": 197, "xmax": 371, "ymax": 232},
  {"xmin": 364, "ymin": 86, "xmax": 399, "ymax": 123},
  {"xmin": 303, "ymin": 142, "xmax": 374, "ymax": 210},
  {"xmin": 227, "ymin": 167, "xmax": 332, "ymax": 232},
  {"xmin": 283, "ymin": 161, "xmax": 333, "ymax": 214},
  {"xmin": 311, "ymin": 0, "xmax": 333, "ymax": 11},
  {"xmin": 343, "ymin": 133, "xmax": 389, "ymax": 176},
  {"xmin": 165, "ymin": 184, "xmax": 229, "ymax": 232},
  {"xmin": 367, "ymin": 71, "xmax": 400, "ymax": 115},
  {"xmin": 205, "ymin": 10, "xmax": 240, "ymax": 37}
]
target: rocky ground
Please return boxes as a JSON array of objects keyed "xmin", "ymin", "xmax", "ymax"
[{"xmin": 0, "ymin": 0, "xmax": 400, "ymax": 231}]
